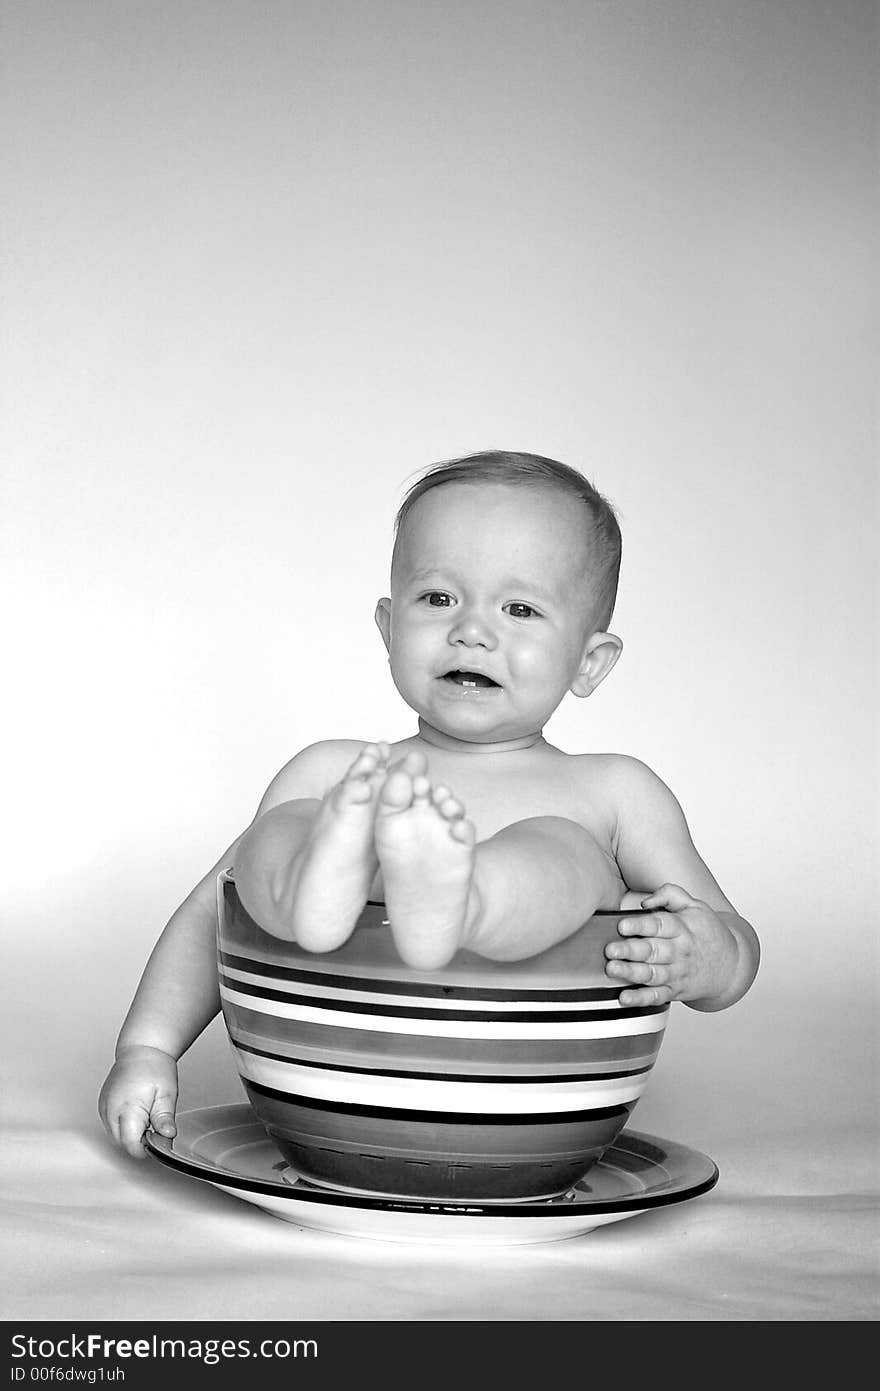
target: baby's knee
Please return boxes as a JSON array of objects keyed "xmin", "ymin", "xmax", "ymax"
[{"xmin": 506, "ymin": 814, "xmax": 603, "ymax": 853}]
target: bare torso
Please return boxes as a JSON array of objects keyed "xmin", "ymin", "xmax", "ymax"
[
  {"xmin": 390, "ymin": 735, "xmax": 616, "ymax": 842},
  {"xmin": 271, "ymin": 734, "xmax": 626, "ymax": 904}
]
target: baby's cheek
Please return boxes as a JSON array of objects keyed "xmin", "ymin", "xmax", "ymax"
[{"xmin": 512, "ymin": 642, "xmax": 560, "ymax": 681}]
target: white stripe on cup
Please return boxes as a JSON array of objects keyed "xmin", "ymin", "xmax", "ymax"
[
  {"xmin": 220, "ymin": 963, "xmax": 623, "ymax": 1013},
  {"xmin": 220, "ymin": 985, "xmax": 667, "ymax": 1039},
  {"xmin": 232, "ymin": 1048, "xmax": 650, "ymax": 1114}
]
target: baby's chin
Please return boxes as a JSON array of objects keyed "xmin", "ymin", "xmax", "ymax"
[
  {"xmin": 392, "ymin": 677, "xmax": 549, "ymax": 747},
  {"xmin": 415, "ymin": 715, "xmax": 545, "ymax": 753}
]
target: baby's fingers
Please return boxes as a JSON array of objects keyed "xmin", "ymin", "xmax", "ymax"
[
  {"xmin": 117, "ymin": 1103, "xmax": 153, "ymax": 1159},
  {"xmin": 617, "ymin": 911, "xmax": 677, "ymax": 940},
  {"xmin": 605, "ymin": 956, "xmax": 675, "ymax": 1006},
  {"xmin": 617, "ymin": 983, "xmax": 673, "ymax": 1008},
  {"xmin": 606, "ymin": 957, "xmax": 670, "ymax": 987},
  {"xmin": 640, "ymin": 884, "xmax": 697, "ymax": 913},
  {"xmin": 606, "ymin": 935, "xmax": 672, "ymax": 965},
  {"xmin": 149, "ymin": 1094, "xmax": 177, "ymax": 1142}
]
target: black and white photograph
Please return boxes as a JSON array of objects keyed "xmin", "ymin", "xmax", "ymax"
[{"xmin": 2, "ymin": 0, "xmax": 876, "ymax": 1352}]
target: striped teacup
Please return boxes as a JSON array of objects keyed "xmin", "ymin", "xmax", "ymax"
[{"xmin": 216, "ymin": 870, "xmax": 669, "ymax": 1202}]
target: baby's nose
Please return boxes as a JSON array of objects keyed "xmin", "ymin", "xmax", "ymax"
[{"xmin": 448, "ymin": 607, "xmax": 498, "ymax": 648}]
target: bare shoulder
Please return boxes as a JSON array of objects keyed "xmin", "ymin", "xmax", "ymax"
[
  {"xmin": 568, "ymin": 752, "xmax": 678, "ymax": 805},
  {"xmin": 254, "ymin": 738, "xmax": 371, "ymax": 815},
  {"xmin": 579, "ymin": 754, "xmax": 733, "ymax": 907},
  {"xmin": 565, "ymin": 753, "xmax": 689, "ymax": 854}
]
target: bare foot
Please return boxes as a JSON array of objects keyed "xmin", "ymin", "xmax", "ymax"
[
  {"xmin": 291, "ymin": 742, "xmax": 391, "ymax": 952},
  {"xmin": 374, "ymin": 751, "xmax": 477, "ymax": 970}
]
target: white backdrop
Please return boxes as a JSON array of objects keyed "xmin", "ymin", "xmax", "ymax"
[{"xmin": 3, "ymin": 1, "xmax": 877, "ymax": 1175}]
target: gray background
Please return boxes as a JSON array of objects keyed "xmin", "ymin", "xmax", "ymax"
[{"xmin": 2, "ymin": 0, "xmax": 877, "ymax": 1318}]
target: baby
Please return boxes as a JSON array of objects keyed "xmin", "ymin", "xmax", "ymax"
[{"xmin": 99, "ymin": 451, "xmax": 760, "ymax": 1158}]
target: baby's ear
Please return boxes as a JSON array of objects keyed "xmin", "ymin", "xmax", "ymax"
[
  {"xmin": 570, "ymin": 632, "xmax": 622, "ymax": 698},
  {"xmin": 374, "ymin": 598, "xmax": 392, "ymax": 653}
]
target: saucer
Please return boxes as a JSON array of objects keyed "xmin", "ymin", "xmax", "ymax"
[{"xmin": 145, "ymin": 1104, "xmax": 718, "ymax": 1245}]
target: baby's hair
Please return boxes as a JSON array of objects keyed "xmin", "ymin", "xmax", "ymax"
[{"xmin": 392, "ymin": 450, "xmax": 622, "ymax": 631}]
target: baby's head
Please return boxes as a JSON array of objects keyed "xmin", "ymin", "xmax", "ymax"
[
  {"xmin": 391, "ymin": 452, "xmax": 621, "ymax": 631},
  {"xmin": 375, "ymin": 451, "xmax": 624, "ymax": 746}
]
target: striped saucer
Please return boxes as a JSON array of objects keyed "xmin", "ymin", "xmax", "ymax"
[{"xmin": 216, "ymin": 870, "xmax": 669, "ymax": 1202}]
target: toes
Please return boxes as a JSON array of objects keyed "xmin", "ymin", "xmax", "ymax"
[
  {"xmin": 433, "ymin": 788, "xmax": 465, "ymax": 821},
  {"xmin": 431, "ymin": 784, "xmax": 466, "ymax": 819},
  {"xmin": 399, "ymin": 750, "xmax": 428, "ymax": 778},
  {"xmin": 377, "ymin": 750, "xmax": 427, "ymax": 807},
  {"xmin": 378, "ymin": 769, "xmax": 415, "ymax": 812},
  {"xmin": 448, "ymin": 817, "xmax": 476, "ymax": 846},
  {"xmin": 411, "ymin": 773, "xmax": 431, "ymax": 801},
  {"xmin": 376, "ymin": 761, "xmax": 469, "ymax": 832},
  {"xmin": 348, "ymin": 746, "xmax": 381, "ymax": 780},
  {"xmin": 345, "ymin": 742, "xmax": 392, "ymax": 789}
]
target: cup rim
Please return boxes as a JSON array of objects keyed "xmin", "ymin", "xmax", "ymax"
[
  {"xmin": 218, "ymin": 871, "xmax": 654, "ymax": 918},
  {"xmin": 367, "ymin": 898, "xmax": 657, "ymax": 918}
]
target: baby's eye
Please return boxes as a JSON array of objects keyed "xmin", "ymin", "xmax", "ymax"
[
  {"xmin": 504, "ymin": 602, "xmax": 539, "ymax": 619},
  {"xmin": 421, "ymin": 591, "xmax": 455, "ymax": 608}
]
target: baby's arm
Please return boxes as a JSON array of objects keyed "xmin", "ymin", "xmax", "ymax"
[
  {"xmin": 98, "ymin": 744, "xmax": 345, "ymax": 1157},
  {"xmin": 98, "ymin": 840, "xmax": 239, "ymax": 1157},
  {"xmin": 604, "ymin": 758, "xmax": 760, "ymax": 1011}
]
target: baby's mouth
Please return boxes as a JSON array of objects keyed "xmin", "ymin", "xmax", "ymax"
[{"xmin": 441, "ymin": 669, "xmax": 501, "ymax": 689}]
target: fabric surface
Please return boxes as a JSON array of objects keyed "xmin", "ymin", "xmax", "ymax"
[
  {"xmin": 5, "ymin": 945, "xmax": 876, "ymax": 1323},
  {"xmin": 3, "ymin": 1119, "xmax": 876, "ymax": 1322}
]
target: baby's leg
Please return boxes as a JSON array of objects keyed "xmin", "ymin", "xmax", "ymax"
[
  {"xmin": 374, "ymin": 752, "xmax": 477, "ymax": 971},
  {"xmin": 235, "ymin": 743, "xmax": 390, "ymax": 950},
  {"xmin": 467, "ymin": 817, "xmax": 624, "ymax": 961},
  {"xmin": 374, "ymin": 752, "xmax": 623, "ymax": 970}
]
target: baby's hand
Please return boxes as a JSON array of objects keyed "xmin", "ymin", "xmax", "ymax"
[
  {"xmin": 98, "ymin": 1046, "xmax": 179, "ymax": 1159},
  {"xmin": 605, "ymin": 883, "xmax": 740, "ymax": 1008}
]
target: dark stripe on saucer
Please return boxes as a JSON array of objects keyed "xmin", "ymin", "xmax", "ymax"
[
  {"xmin": 231, "ymin": 1038, "xmax": 654, "ymax": 1084},
  {"xmin": 145, "ymin": 1133, "xmax": 719, "ymax": 1216},
  {"xmin": 245, "ymin": 1078, "xmax": 631, "ymax": 1125}
]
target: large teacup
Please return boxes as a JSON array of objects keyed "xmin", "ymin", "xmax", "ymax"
[{"xmin": 216, "ymin": 870, "xmax": 668, "ymax": 1201}]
